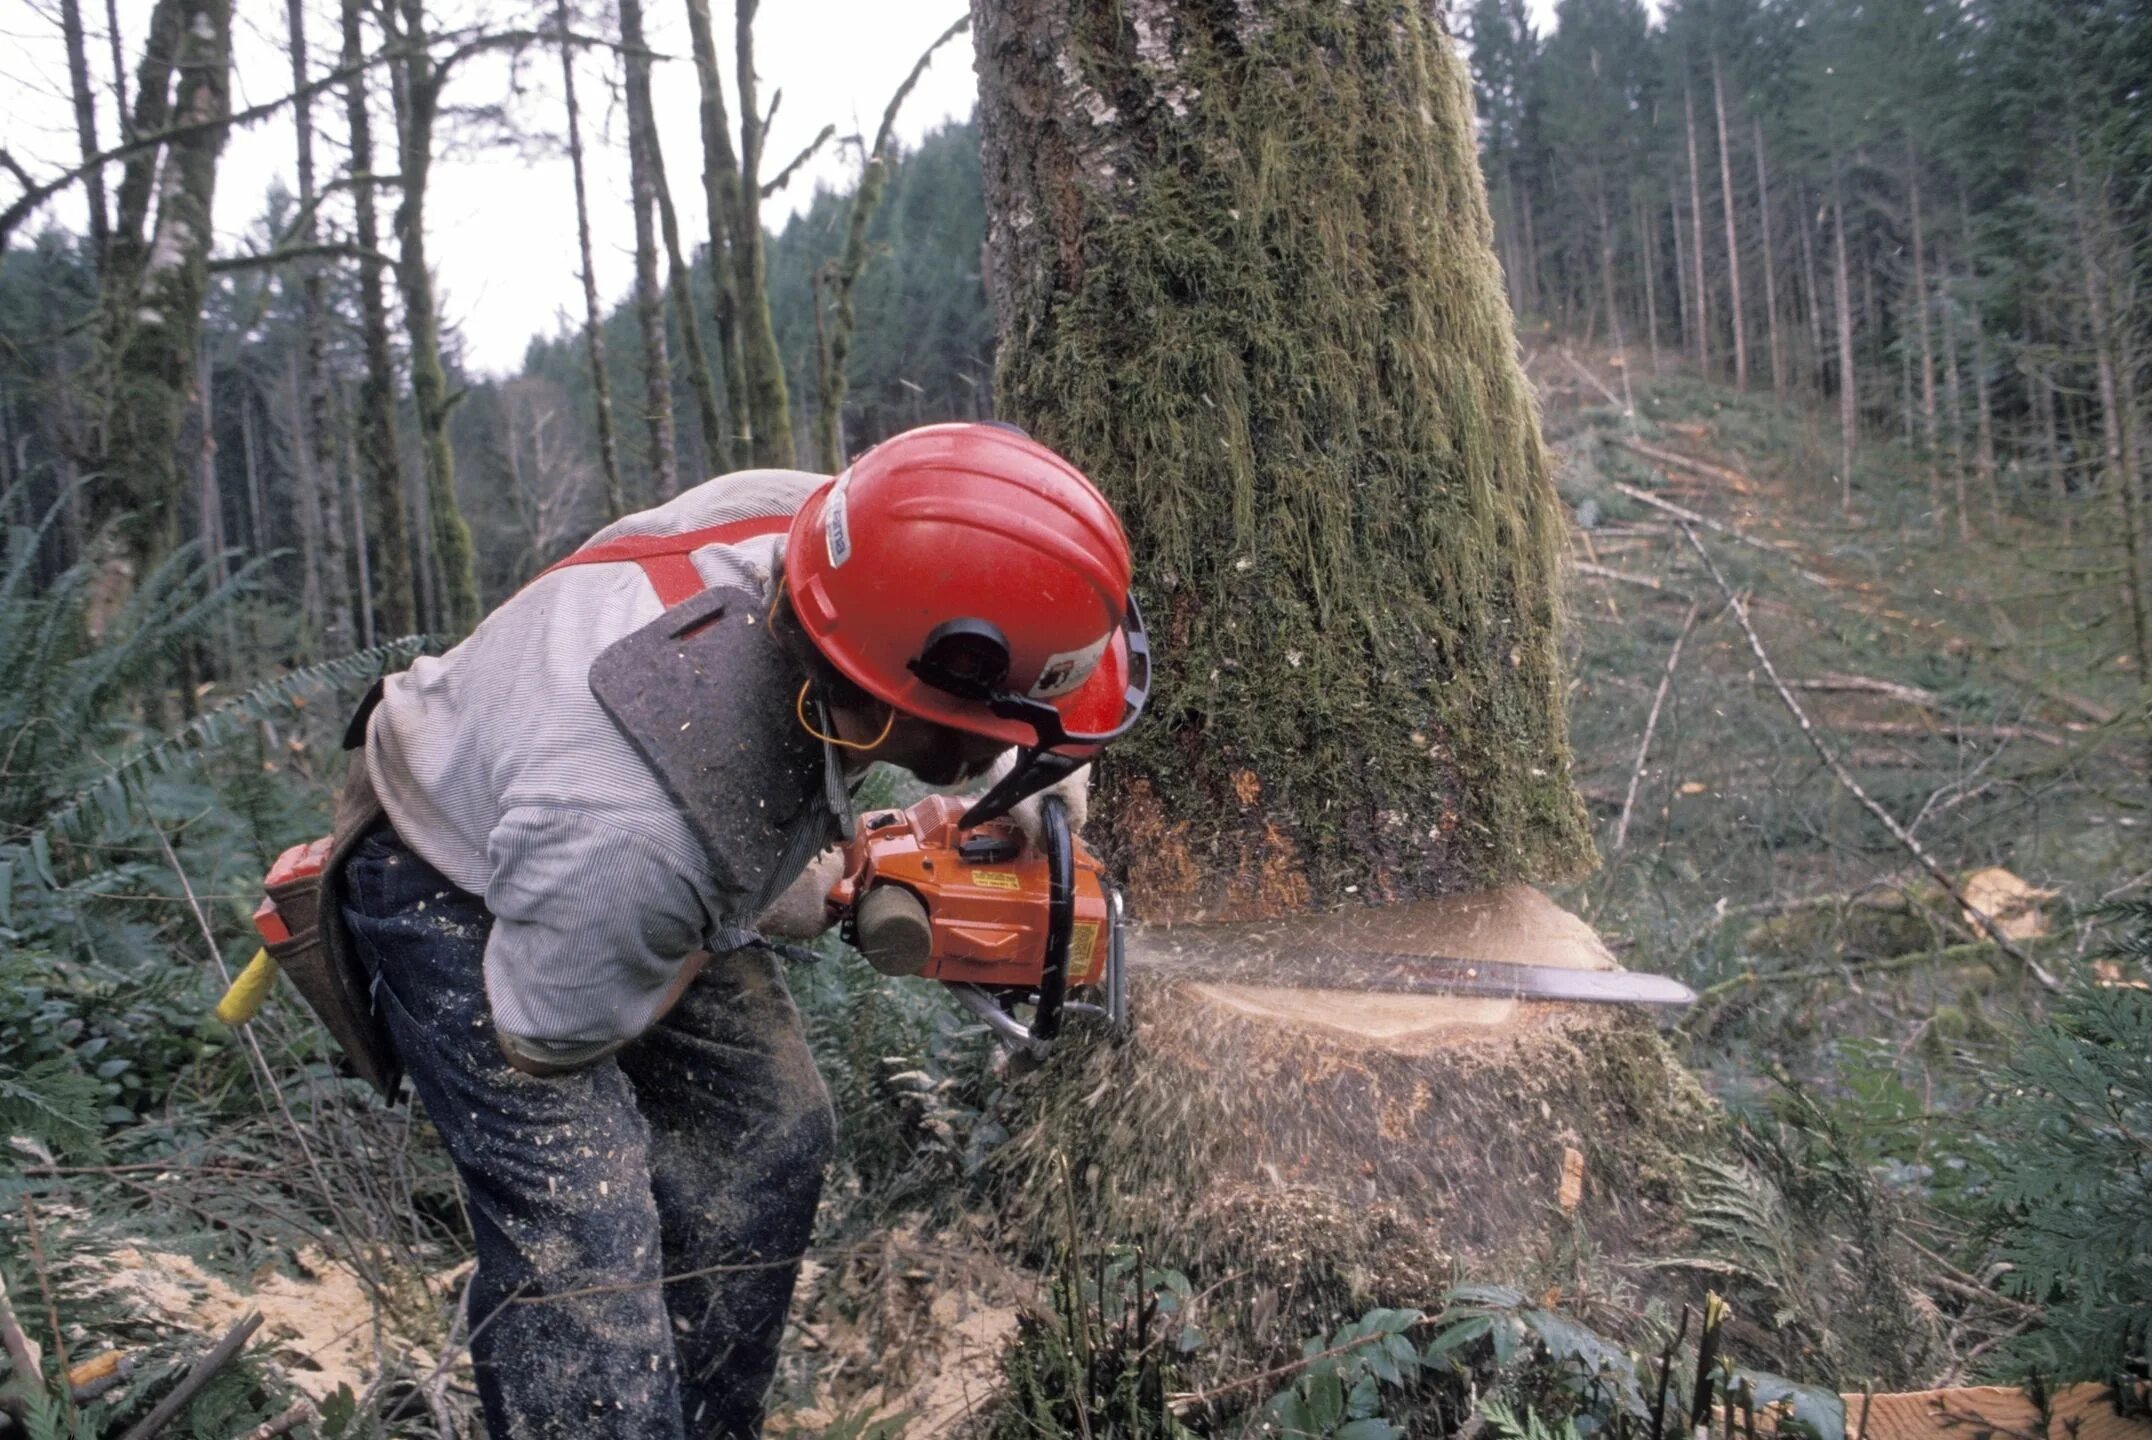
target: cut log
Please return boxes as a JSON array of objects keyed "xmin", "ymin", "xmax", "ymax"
[{"xmin": 991, "ymin": 890, "xmax": 1715, "ymax": 1316}]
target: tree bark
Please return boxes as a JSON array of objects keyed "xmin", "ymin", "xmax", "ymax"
[
  {"xmin": 1940, "ymin": 266, "xmax": 1968, "ymax": 540},
  {"xmin": 1961, "ymin": 189, "xmax": 1997, "ymax": 529},
  {"xmin": 1798, "ymin": 187, "xmax": 1825, "ymax": 388},
  {"xmin": 290, "ymin": 0, "xmax": 351, "ymax": 652},
  {"xmin": 1907, "ymin": 139, "xmax": 1938, "ymax": 513},
  {"xmin": 1711, "ymin": 52, "xmax": 1745, "ymax": 392},
  {"xmin": 1752, "ymin": 117, "xmax": 1781, "ymax": 398},
  {"xmin": 1636, "ymin": 189, "xmax": 1660, "ymax": 374},
  {"xmin": 1832, "ymin": 165, "xmax": 1857, "ymax": 506},
  {"xmin": 1684, "ymin": 77, "xmax": 1711, "ymax": 377},
  {"xmin": 342, "ymin": 0, "xmax": 415, "ymax": 638},
  {"xmin": 555, "ymin": 0, "xmax": 628, "ymax": 520},
  {"xmin": 1669, "ymin": 175, "xmax": 1691, "ymax": 359},
  {"xmin": 59, "ymin": 0, "xmax": 110, "ymax": 273},
  {"xmin": 681, "ymin": 0, "xmax": 749, "ymax": 465},
  {"xmin": 97, "ymin": 0, "xmax": 232, "ymax": 585},
  {"xmin": 385, "ymin": 0, "xmax": 480, "ymax": 632},
  {"xmin": 619, "ymin": 0, "xmax": 677, "ymax": 497},
  {"xmin": 727, "ymin": 0, "xmax": 794, "ymax": 467},
  {"xmin": 974, "ymin": 0, "xmax": 1591, "ymax": 917}
]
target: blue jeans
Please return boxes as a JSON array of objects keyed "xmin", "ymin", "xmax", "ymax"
[{"xmin": 341, "ymin": 827, "xmax": 833, "ymax": 1440}]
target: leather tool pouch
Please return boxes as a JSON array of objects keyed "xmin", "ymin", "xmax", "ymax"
[{"xmin": 262, "ymin": 683, "xmax": 404, "ymax": 1101}]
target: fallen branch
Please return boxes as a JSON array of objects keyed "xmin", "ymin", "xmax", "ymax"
[
  {"xmin": 1614, "ymin": 603, "xmax": 1702, "ymax": 851},
  {"xmin": 1777, "ymin": 673, "xmax": 1946, "ymax": 709},
  {"xmin": 116, "ymin": 1311, "xmax": 261, "ymax": 1440},
  {"xmin": 242, "ymin": 1399, "xmax": 317, "ymax": 1439},
  {"xmin": 1822, "ymin": 718, "xmax": 2066, "ymax": 748},
  {"xmin": 1615, "ymin": 436, "xmax": 1754, "ymax": 492},
  {"xmin": 0, "ymin": 1271, "xmax": 40, "ymax": 1422},
  {"xmin": 1684, "ymin": 938, "xmax": 2023, "ymax": 1033},
  {"xmin": 1681, "ymin": 524, "xmax": 2062, "ymax": 992},
  {"xmin": 1615, "ymin": 482, "xmax": 1826, "ymax": 582},
  {"xmin": 1562, "ymin": 347, "xmax": 1631, "ymax": 420},
  {"xmin": 1575, "ymin": 561, "xmax": 1691, "ymax": 598}
]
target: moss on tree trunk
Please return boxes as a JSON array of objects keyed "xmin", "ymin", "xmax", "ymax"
[{"xmin": 973, "ymin": 0, "xmax": 1592, "ymax": 920}]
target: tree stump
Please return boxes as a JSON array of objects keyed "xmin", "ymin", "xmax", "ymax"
[{"xmin": 992, "ymin": 889, "xmax": 1715, "ymax": 1318}]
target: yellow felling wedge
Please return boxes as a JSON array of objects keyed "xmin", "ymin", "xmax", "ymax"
[{"xmin": 216, "ymin": 948, "xmax": 281, "ymax": 1025}]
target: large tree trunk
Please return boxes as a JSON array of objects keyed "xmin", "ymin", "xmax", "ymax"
[
  {"xmin": 975, "ymin": 0, "xmax": 1592, "ymax": 918},
  {"xmin": 618, "ymin": 0, "xmax": 678, "ymax": 496},
  {"xmin": 682, "ymin": 0, "xmax": 748, "ymax": 471},
  {"xmin": 1711, "ymin": 53, "xmax": 1746, "ymax": 392},
  {"xmin": 555, "ymin": 0, "xmax": 629, "ymax": 520},
  {"xmin": 386, "ymin": 0, "xmax": 480, "ymax": 632},
  {"xmin": 969, "ymin": 4, "xmax": 1706, "ymax": 1329},
  {"xmin": 343, "ymin": 0, "xmax": 415, "ymax": 639}
]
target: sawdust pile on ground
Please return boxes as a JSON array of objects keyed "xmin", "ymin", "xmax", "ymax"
[
  {"xmin": 98, "ymin": 1244, "xmax": 426, "ymax": 1400},
  {"xmin": 770, "ymin": 1216, "xmax": 1030, "ymax": 1437}
]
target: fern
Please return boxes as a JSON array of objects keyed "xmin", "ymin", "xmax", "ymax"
[
  {"xmin": 1976, "ymin": 958, "xmax": 2152, "ymax": 1377},
  {"xmin": 33, "ymin": 635, "xmax": 426, "ymax": 847},
  {"xmin": 0, "ymin": 1057, "xmax": 106, "ymax": 1161}
]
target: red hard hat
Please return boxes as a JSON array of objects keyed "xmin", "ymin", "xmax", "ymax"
[{"xmin": 784, "ymin": 423, "xmax": 1148, "ymax": 759}]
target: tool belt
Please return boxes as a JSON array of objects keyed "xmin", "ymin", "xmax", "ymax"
[{"xmin": 244, "ymin": 685, "xmax": 404, "ymax": 1100}]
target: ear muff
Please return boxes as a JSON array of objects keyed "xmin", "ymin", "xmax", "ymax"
[{"xmin": 911, "ymin": 618, "xmax": 1012, "ymax": 700}]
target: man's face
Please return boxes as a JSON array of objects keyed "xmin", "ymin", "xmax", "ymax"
[{"xmin": 877, "ymin": 715, "xmax": 1009, "ymax": 787}]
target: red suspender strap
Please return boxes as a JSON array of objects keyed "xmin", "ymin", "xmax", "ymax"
[{"xmin": 536, "ymin": 515, "xmax": 793, "ymax": 607}]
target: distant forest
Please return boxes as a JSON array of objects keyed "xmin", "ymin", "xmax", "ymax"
[{"xmin": 1, "ymin": 0, "xmax": 2146, "ymax": 673}]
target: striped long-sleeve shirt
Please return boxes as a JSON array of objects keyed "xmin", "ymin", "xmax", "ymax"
[{"xmin": 364, "ymin": 469, "xmax": 849, "ymax": 1065}]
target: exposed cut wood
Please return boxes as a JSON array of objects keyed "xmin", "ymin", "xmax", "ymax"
[
  {"xmin": 1844, "ymin": 1383, "xmax": 2151, "ymax": 1440},
  {"xmin": 994, "ymin": 890, "xmax": 1715, "ymax": 1322}
]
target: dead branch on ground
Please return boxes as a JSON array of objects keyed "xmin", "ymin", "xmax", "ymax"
[
  {"xmin": 1576, "ymin": 561, "xmax": 1692, "ymax": 598},
  {"xmin": 1616, "ymin": 436, "xmax": 1754, "ymax": 492},
  {"xmin": 1615, "ymin": 603, "xmax": 1703, "ymax": 851},
  {"xmin": 1681, "ymin": 524, "xmax": 2062, "ymax": 991}
]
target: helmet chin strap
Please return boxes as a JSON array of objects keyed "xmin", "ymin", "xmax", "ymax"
[{"xmin": 794, "ymin": 679, "xmax": 895, "ymax": 753}]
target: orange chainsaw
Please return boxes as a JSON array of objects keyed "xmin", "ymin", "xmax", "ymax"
[{"xmin": 828, "ymin": 791, "xmax": 1127, "ymax": 1054}]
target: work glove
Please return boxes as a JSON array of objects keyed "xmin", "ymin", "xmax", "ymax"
[
  {"xmin": 999, "ymin": 761, "xmax": 1091, "ymax": 854},
  {"xmin": 755, "ymin": 846, "xmax": 846, "ymax": 939}
]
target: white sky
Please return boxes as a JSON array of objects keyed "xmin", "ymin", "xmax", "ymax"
[{"xmin": 4, "ymin": 0, "xmax": 1561, "ymax": 375}]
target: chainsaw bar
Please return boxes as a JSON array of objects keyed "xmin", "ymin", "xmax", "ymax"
[{"xmin": 1130, "ymin": 939, "xmax": 1697, "ymax": 1008}]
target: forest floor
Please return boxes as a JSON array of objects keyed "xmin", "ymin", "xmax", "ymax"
[
  {"xmin": 763, "ymin": 346, "xmax": 2152, "ymax": 1432},
  {"xmin": 10, "ymin": 345, "xmax": 2146, "ymax": 1438}
]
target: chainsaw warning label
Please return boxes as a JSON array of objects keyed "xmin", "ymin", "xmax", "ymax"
[
  {"xmin": 970, "ymin": 870, "xmax": 1021, "ymax": 890},
  {"xmin": 1069, "ymin": 920, "xmax": 1099, "ymax": 972}
]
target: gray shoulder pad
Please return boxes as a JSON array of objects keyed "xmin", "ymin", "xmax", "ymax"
[{"xmin": 586, "ymin": 586, "xmax": 823, "ymax": 900}]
